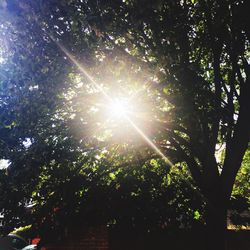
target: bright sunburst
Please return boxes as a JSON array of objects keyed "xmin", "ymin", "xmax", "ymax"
[
  {"xmin": 51, "ymin": 37, "xmax": 174, "ymax": 166},
  {"xmin": 108, "ymin": 98, "xmax": 131, "ymax": 118}
]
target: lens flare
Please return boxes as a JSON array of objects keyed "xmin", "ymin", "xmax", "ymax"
[
  {"xmin": 49, "ymin": 35, "xmax": 173, "ymax": 167},
  {"xmin": 125, "ymin": 116, "xmax": 173, "ymax": 167}
]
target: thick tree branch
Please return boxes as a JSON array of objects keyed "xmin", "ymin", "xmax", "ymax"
[
  {"xmin": 221, "ymin": 81, "xmax": 250, "ymax": 200},
  {"xmin": 169, "ymin": 137, "xmax": 203, "ymax": 189},
  {"xmin": 210, "ymin": 44, "xmax": 222, "ymax": 152}
]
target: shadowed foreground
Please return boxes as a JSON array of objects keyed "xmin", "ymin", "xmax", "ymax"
[{"xmin": 44, "ymin": 227, "xmax": 250, "ymax": 250}]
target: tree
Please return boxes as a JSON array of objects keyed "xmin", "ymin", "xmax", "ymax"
[
  {"xmin": 1, "ymin": 1, "xmax": 250, "ymax": 249},
  {"xmin": 0, "ymin": 0, "xmax": 205, "ymax": 238},
  {"xmin": 0, "ymin": 2, "xmax": 81, "ymax": 233},
  {"xmin": 34, "ymin": 1, "xmax": 249, "ymax": 249}
]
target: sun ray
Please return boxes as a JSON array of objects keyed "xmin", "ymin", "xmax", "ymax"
[{"xmin": 124, "ymin": 115, "xmax": 174, "ymax": 167}]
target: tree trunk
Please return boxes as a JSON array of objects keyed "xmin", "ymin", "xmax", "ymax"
[{"xmin": 205, "ymin": 199, "xmax": 228, "ymax": 250}]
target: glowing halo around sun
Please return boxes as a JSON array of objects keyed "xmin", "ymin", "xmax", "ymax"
[{"xmin": 49, "ymin": 36, "xmax": 174, "ymax": 167}]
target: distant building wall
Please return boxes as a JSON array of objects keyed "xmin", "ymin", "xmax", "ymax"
[
  {"xmin": 44, "ymin": 227, "xmax": 250, "ymax": 250},
  {"xmin": 46, "ymin": 226, "xmax": 108, "ymax": 250}
]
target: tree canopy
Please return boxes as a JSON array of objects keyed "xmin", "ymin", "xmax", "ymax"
[{"xmin": 0, "ymin": 1, "xmax": 249, "ymax": 249}]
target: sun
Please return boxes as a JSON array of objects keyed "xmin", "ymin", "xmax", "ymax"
[{"xmin": 108, "ymin": 98, "xmax": 131, "ymax": 119}]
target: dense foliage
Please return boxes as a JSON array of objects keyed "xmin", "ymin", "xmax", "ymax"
[
  {"xmin": 0, "ymin": 0, "xmax": 206, "ymax": 234},
  {"xmin": 0, "ymin": 1, "xmax": 249, "ymax": 249}
]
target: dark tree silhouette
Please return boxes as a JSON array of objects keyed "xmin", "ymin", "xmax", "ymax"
[{"xmin": 0, "ymin": 1, "xmax": 249, "ymax": 249}]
